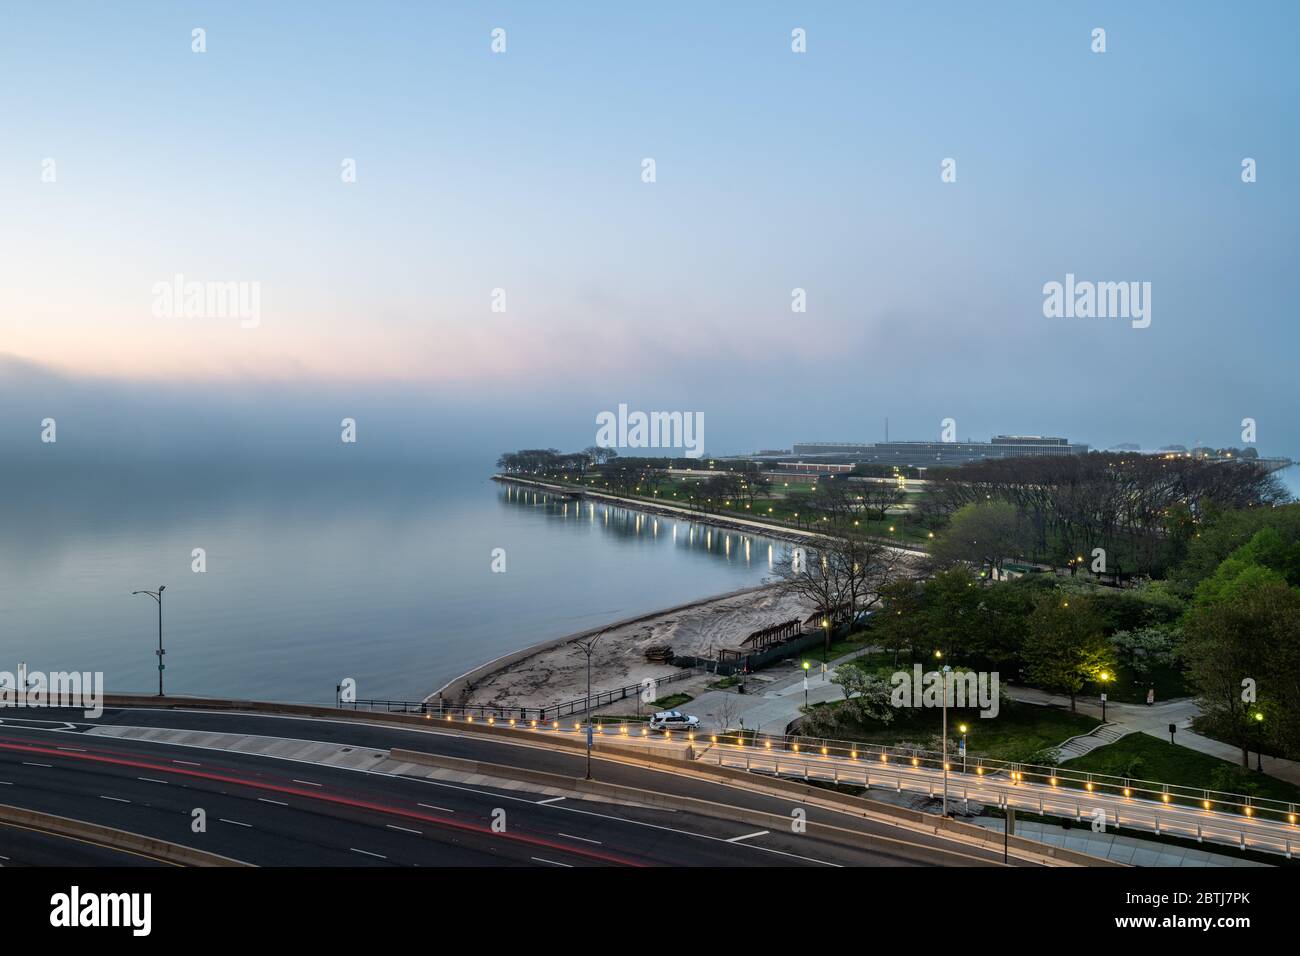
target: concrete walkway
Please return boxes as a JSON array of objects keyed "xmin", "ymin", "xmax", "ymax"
[
  {"xmin": 688, "ymin": 663, "xmax": 1300, "ymax": 788},
  {"xmin": 1006, "ymin": 686, "xmax": 1300, "ymax": 786},
  {"xmin": 970, "ymin": 817, "xmax": 1269, "ymax": 867}
]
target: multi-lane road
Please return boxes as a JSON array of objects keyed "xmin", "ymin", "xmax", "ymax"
[{"xmin": 0, "ymin": 706, "xmax": 1026, "ymax": 867}]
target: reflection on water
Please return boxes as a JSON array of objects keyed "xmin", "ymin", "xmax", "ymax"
[
  {"xmin": 0, "ymin": 464, "xmax": 781, "ymax": 703},
  {"xmin": 499, "ymin": 484, "xmax": 779, "ymax": 570}
]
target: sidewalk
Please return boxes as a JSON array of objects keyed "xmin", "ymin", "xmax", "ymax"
[{"xmin": 1005, "ymin": 685, "xmax": 1300, "ymax": 786}]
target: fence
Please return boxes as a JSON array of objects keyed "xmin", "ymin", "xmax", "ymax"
[{"xmin": 343, "ymin": 668, "xmax": 699, "ymax": 723}]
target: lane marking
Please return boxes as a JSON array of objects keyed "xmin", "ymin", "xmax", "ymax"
[
  {"xmin": 99, "ymin": 795, "xmax": 130, "ymax": 803},
  {"xmin": 350, "ymin": 847, "xmax": 387, "ymax": 860},
  {"xmin": 558, "ymin": 832, "xmax": 602, "ymax": 845},
  {"xmin": 172, "ymin": 759, "xmax": 201, "ymax": 767},
  {"xmin": 219, "ymin": 818, "xmax": 251, "ymax": 827},
  {"xmin": 292, "ymin": 779, "xmax": 322, "ymax": 787},
  {"xmin": 387, "ymin": 824, "xmax": 422, "ymax": 835},
  {"xmin": 536, "ymin": 796, "xmax": 566, "ymax": 805},
  {"xmin": 57, "ymin": 747, "xmax": 86, "ymax": 753},
  {"xmin": 257, "ymin": 797, "xmax": 288, "ymax": 806},
  {"xmin": 727, "ymin": 829, "xmax": 770, "ymax": 843},
  {"xmin": 531, "ymin": 857, "xmax": 573, "ymax": 867},
  {"xmin": 417, "ymin": 803, "xmax": 454, "ymax": 813},
  {"xmin": 21, "ymin": 762, "xmax": 52, "ymax": 768},
  {"xmin": 137, "ymin": 777, "xmax": 168, "ymax": 784}
]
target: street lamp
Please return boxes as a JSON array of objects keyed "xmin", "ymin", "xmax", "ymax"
[
  {"xmin": 958, "ymin": 723, "xmax": 968, "ymax": 774},
  {"xmin": 941, "ymin": 664, "xmax": 952, "ymax": 816},
  {"xmin": 1253, "ymin": 711, "xmax": 1265, "ymax": 772},
  {"xmin": 571, "ymin": 629, "xmax": 609, "ymax": 780},
  {"xmin": 1098, "ymin": 671, "xmax": 1110, "ymax": 721},
  {"xmin": 131, "ymin": 586, "xmax": 166, "ymax": 696},
  {"xmin": 802, "ymin": 660, "xmax": 811, "ymax": 710}
]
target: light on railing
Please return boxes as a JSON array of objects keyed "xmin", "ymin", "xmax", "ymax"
[
  {"xmin": 1050, "ymin": 777, "xmax": 1058, "ymax": 786},
  {"xmin": 1085, "ymin": 782, "xmax": 1093, "ymax": 791},
  {"xmin": 487, "ymin": 717, "xmax": 494, "ymax": 725},
  {"xmin": 711, "ymin": 735, "xmax": 717, "ymax": 743},
  {"xmin": 530, "ymin": 719, "xmax": 538, "ymax": 728},
  {"xmin": 466, "ymin": 715, "xmax": 474, "ymax": 723},
  {"xmin": 850, "ymin": 751, "xmax": 858, "ymax": 760},
  {"xmin": 508, "ymin": 718, "xmax": 516, "ymax": 726},
  {"xmin": 552, "ymin": 721, "xmax": 559, "ymax": 729},
  {"xmin": 1289, "ymin": 813, "xmax": 1296, "ymax": 824},
  {"xmin": 792, "ymin": 744, "xmax": 800, "ymax": 753},
  {"xmin": 1244, "ymin": 806, "xmax": 1253, "ymax": 816},
  {"xmin": 821, "ymin": 746, "xmax": 828, "ymax": 756},
  {"xmin": 1162, "ymin": 794, "xmax": 1171, "ymax": 803},
  {"xmin": 881, "ymin": 754, "xmax": 888, "ymax": 763},
  {"xmin": 1124, "ymin": 788, "xmax": 1131, "ymax": 797},
  {"xmin": 912, "ymin": 757, "xmax": 919, "ymax": 767},
  {"xmin": 1203, "ymin": 800, "xmax": 1211, "ymax": 810}
]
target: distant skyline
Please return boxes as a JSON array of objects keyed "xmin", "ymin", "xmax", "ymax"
[{"xmin": 2, "ymin": 2, "xmax": 1297, "ymax": 463}]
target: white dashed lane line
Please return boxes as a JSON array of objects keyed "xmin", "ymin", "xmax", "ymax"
[
  {"xmin": 137, "ymin": 777, "xmax": 168, "ymax": 784},
  {"xmin": 531, "ymin": 857, "xmax": 573, "ymax": 867},
  {"xmin": 21, "ymin": 762, "xmax": 52, "ymax": 768},
  {"xmin": 417, "ymin": 803, "xmax": 454, "ymax": 813},
  {"xmin": 726, "ymin": 830, "xmax": 771, "ymax": 843},
  {"xmin": 99, "ymin": 795, "xmax": 130, "ymax": 803},
  {"xmin": 219, "ymin": 819, "xmax": 251, "ymax": 827},
  {"xmin": 386, "ymin": 824, "xmax": 422, "ymax": 835},
  {"xmin": 558, "ymin": 833, "xmax": 602, "ymax": 845},
  {"xmin": 292, "ymin": 779, "xmax": 322, "ymax": 788},
  {"xmin": 350, "ymin": 848, "xmax": 387, "ymax": 860},
  {"xmin": 257, "ymin": 797, "xmax": 288, "ymax": 806}
]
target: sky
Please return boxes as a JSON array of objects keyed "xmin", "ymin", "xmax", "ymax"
[{"xmin": 1, "ymin": 1, "xmax": 1297, "ymax": 463}]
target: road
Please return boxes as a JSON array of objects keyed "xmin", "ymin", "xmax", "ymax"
[{"xmin": 0, "ymin": 708, "xmax": 1022, "ymax": 867}]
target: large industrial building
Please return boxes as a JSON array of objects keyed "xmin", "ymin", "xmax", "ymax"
[{"xmin": 789, "ymin": 435, "xmax": 1090, "ymax": 467}]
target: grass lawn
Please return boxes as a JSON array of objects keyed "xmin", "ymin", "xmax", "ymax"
[
  {"xmin": 799, "ymin": 699, "xmax": 1100, "ymax": 763},
  {"xmin": 1061, "ymin": 733, "xmax": 1300, "ymax": 810}
]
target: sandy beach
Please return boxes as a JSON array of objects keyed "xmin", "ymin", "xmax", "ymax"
[{"xmin": 444, "ymin": 585, "xmax": 813, "ymax": 711}]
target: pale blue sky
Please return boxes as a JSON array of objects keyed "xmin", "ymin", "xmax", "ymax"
[{"xmin": 0, "ymin": 1, "xmax": 1296, "ymax": 460}]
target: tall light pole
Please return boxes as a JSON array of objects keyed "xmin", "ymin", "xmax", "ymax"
[
  {"xmin": 1098, "ymin": 671, "xmax": 1110, "ymax": 722},
  {"xmin": 941, "ymin": 664, "xmax": 951, "ymax": 817},
  {"xmin": 131, "ymin": 586, "xmax": 166, "ymax": 696},
  {"xmin": 802, "ymin": 660, "xmax": 811, "ymax": 710},
  {"xmin": 571, "ymin": 629, "xmax": 607, "ymax": 780},
  {"xmin": 958, "ymin": 723, "xmax": 968, "ymax": 775}
]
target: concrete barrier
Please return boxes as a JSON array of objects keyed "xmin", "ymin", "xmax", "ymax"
[{"xmin": 0, "ymin": 802, "xmax": 250, "ymax": 867}]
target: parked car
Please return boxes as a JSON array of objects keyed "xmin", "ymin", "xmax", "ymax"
[{"xmin": 648, "ymin": 710, "xmax": 700, "ymax": 732}]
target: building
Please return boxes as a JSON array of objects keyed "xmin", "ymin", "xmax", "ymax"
[{"xmin": 789, "ymin": 435, "xmax": 1089, "ymax": 468}]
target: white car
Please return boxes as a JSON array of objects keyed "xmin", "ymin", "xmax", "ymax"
[{"xmin": 648, "ymin": 710, "xmax": 700, "ymax": 732}]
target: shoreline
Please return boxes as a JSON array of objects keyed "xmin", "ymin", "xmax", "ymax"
[
  {"xmin": 430, "ymin": 474, "xmax": 928, "ymax": 709},
  {"xmin": 490, "ymin": 474, "xmax": 929, "ymax": 555},
  {"xmin": 428, "ymin": 582, "xmax": 779, "ymax": 705}
]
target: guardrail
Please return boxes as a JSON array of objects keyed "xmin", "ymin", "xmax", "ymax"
[{"xmin": 344, "ymin": 670, "xmax": 700, "ymax": 722}]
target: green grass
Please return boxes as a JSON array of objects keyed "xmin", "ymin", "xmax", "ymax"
[
  {"xmin": 798, "ymin": 700, "xmax": 1100, "ymax": 763},
  {"xmin": 652, "ymin": 693, "xmax": 692, "ymax": 709},
  {"xmin": 1061, "ymin": 733, "xmax": 1300, "ymax": 811}
]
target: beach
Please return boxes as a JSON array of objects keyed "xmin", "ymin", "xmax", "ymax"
[{"xmin": 438, "ymin": 584, "xmax": 814, "ymax": 711}]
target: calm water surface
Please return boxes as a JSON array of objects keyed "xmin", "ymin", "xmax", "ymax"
[{"xmin": 0, "ymin": 460, "xmax": 782, "ymax": 703}]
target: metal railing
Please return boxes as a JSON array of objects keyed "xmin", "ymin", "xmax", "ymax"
[
  {"xmin": 400, "ymin": 709, "xmax": 1300, "ymax": 857},
  {"xmin": 342, "ymin": 668, "xmax": 700, "ymax": 723}
]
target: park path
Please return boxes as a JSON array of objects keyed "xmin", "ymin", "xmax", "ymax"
[{"xmin": 688, "ymin": 660, "xmax": 1300, "ymax": 787}]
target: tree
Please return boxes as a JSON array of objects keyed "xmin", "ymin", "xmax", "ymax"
[
  {"xmin": 1022, "ymin": 594, "xmax": 1114, "ymax": 712},
  {"xmin": 830, "ymin": 662, "xmax": 896, "ymax": 724},
  {"xmin": 930, "ymin": 500, "xmax": 1027, "ymax": 578},
  {"xmin": 1182, "ymin": 580, "xmax": 1300, "ymax": 765}
]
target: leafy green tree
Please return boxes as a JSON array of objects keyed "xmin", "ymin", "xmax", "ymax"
[
  {"xmin": 930, "ymin": 500, "xmax": 1028, "ymax": 577},
  {"xmin": 1182, "ymin": 580, "xmax": 1300, "ymax": 765},
  {"xmin": 1022, "ymin": 594, "xmax": 1115, "ymax": 712}
]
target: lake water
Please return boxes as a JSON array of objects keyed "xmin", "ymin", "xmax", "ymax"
[{"xmin": 0, "ymin": 461, "xmax": 783, "ymax": 703}]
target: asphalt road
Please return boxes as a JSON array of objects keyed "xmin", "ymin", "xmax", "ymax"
[{"xmin": 0, "ymin": 707, "xmax": 1022, "ymax": 867}]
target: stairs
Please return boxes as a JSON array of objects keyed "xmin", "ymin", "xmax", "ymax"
[{"xmin": 1056, "ymin": 722, "xmax": 1132, "ymax": 761}]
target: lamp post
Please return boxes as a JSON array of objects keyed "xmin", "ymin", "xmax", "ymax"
[
  {"xmin": 941, "ymin": 664, "xmax": 951, "ymax": 816},
  {"xmin": 802, "ymin": 660, "xmax": 811, "ymax": 710},
  {"xmin": 131, "ymin": 586, "xmax": 166, "ymax": 696},
  {"xmin": 571, "ymin": 629, "xmax": 608, "ymax": 780},
  {"xmin": 1253, "ymin": 711, "xmax": 1265, "ymax": 772},
  {"xmin": 958, "ymin": 723, "xmax": 968, "ymax": 774},
  {"xmin": 1098, "ymin": 671, "xmax": 1110, "ymax": 722}
]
